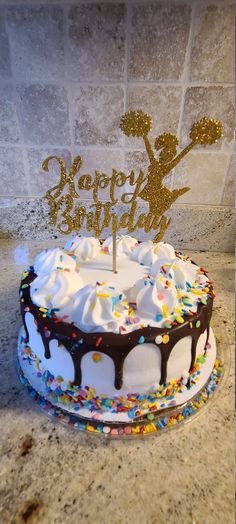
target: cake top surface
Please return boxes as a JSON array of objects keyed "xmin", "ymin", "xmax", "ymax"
[{"xmin": 28, "ymin": 236, "xmax": 212, "ymax": 335}]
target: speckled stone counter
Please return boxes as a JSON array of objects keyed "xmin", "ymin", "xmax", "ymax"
[{"xmin": 0, "ymin": 240, "xmax": 234, "ymax": 524}]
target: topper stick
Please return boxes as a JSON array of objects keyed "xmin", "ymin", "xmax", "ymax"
[{"xmin": 112, "ymin": 228, "xmax": 117, "ymax": 274}]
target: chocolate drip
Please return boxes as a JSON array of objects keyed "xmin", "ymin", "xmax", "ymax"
[
  {"xmin": 70, "ymin": 352, "xmax": 82, "ymax": 386},
  {"xmin": 22, "ymin": 315, "xmax": 29, "ymax": 345},
  {"xmin": 114, "ymin": 358, "xmax": 125, "ymax": 390},
  {"xmin": 20, "ymin": 271, "xmax": 214, "ymax": 390},
  {"xmin": 160, "ymin": 350, "xmax": 169, "ymax": 385},
  {"xmin": 206, "ymin": 325, "xmax": 210, "ymax": 349},
  {"xmin": 190, "ymin": 337, "xmax": 197, "ymax": 371},
  {"xmin": 40, "ymin": 332, "xmax": 51, "ymax": 359}
]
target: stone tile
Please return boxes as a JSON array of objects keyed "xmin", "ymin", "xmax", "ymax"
[
  {"xmin": 68, "ymin": 4, "xmax": 125, "ymax": 81},
  {"xmin": 27, "ymin": 148, "xmax": 72, "ymax": 197},
  {"xmin": 73, "ymin": 148, "xmax": 122, "ymax": 201},
  {"xmin": 0, "ymin": 147, "xmax": 27, "ymax": 196},
  {"xmin": 173, "ymin": 152, "xmax": 229, "ymax": 205},
  {"xmin": 124, "ymin": 150, "xmax": 172, "ymax": 200},
  {"xmin": 0, "ymin": 14, "xmax": 11, "ymax": 78},
  {"xmin": 129, "ymin": 2, "xmax": 191, "ymax": 80},
  {"xmin": 181, "ymin": 86, "xmax": 234, "ymax": 148},
  {"xmin": 6, "ymin": 6, "xmax": 64, "ymax": 82},
  {"xmin": 28, "ymin": 147, "xmax": 122, "ymax": 202},
  {"xmin": 0, "ymin": 197, "xmax": 234, "ymax": 252},
  {"xmin": 190, "ymin": 3, "xmax": 234, "ymax": 83},
  {"xmin": 16, "ymin": 84, "xmax": 70, "ymax": 146},
  {"xmin": 124, "ymin": 150, "xmax": 149, "ymax": 174},
  {"xmin": 222, "ymin": 155, "xmax": 234, "ymax": 206},
  {"xmin": 125, "ymin": 85, "xmax": 182, "ymax": 148},
  {"xmin": 0, "ymin": 83, "xmax": 20, "ymax": 143},
  {"xmin": 73, "ymin": 85, "xmax": 124, "ymax": 146}
]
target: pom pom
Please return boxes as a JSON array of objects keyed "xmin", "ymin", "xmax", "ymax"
[
  {"xmin": 190, "ymin": 117, "xmax": 223, "ymax": 145},
  {"xmin": 120, "ymin": 110, "xmax": 152, "ymax": 137}
]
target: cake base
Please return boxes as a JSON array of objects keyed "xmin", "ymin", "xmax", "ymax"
[{"xmin": 17, "ymin": 326, "xmax": 224, "ymax": 437}]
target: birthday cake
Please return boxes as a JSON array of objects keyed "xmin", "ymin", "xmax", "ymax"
[{"xmin": 18, "ymin": 235, "xmax": 217, "ymax": 424}]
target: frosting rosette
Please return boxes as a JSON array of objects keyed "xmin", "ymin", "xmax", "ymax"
[
  {"xmin": 130, "ymin": 274, "xmax": 179, "ymax": 322},
  {"xmin": 151, "ymin": 256, "xmax": 208, "ymax": 291},
  {"xmin": 71, "ymin": 283, "xmax": 128, "ymax": 333},
  {"xmin": 34, "ymin": 248, "xmax": 76, "ymax": 276},
  {"xmin": 30, "ymin": 269, "xmax": 84, "ymax": 319},
  {"xmin": 102, "ymin": 235, "xmax": 138, "ymax": 256},
  {"xmin": 131, "ymin": 241, "xmax": 175, "ymax": 266},
  {"xmin": 64, "ymin": 236, "xmax": 101, "ymax": 261}
]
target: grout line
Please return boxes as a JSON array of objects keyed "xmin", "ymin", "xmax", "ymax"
[
  {"xmin": 2, "ymin": 76, "xmax": 234, "ymax": 88},
  {"xmin": 0, "ymin": 194, "xmax": 234, "ymax": 210},
  {"xmin": 177, "ymin": 1, "xmax": 196, "ymax": 142},
  {"xmin": 63, "ymin": 3, "xmax": 74, "ymax": 157},
  {"xmin": 0, "ymin": 141, "xmax": 233, "ymax": 154},
  {"xmin": 173, "ymin": 1, "xmax": 196, "ymax": 190},
  {"xmin": 219, "ymin": 152, "xmax": 233, "ymax": 205},
  {"xmin": 121, "ymin": 0, "xmax": 132, "ymax": 175},
  {"xmin": 120, "ymin": 0, "xmax": 130, "ymax": 172}
]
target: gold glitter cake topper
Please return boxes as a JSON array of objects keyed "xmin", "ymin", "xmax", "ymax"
[{"xmin": 43, "ymin": 110, "xmax": 223, "ymax": 272}]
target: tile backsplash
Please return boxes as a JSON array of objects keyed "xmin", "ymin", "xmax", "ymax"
[{"xmin": 0, "ymin": 0, "xmax": 234, "ymax": 250}]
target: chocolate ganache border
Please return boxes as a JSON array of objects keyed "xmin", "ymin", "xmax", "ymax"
[{"xmin": 20, "ymin": 269, "xmax": 213, "ymax": 390}]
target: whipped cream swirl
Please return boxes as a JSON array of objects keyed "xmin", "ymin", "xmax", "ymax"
[
  {"xmin": 30, "ymin": 270, "xmax": 84, "ymax": 319},
  {"xmin": 34, "ymin": 248, "xmax": 76, "ymax": 276},
  {"xmin": 130, "ymin": 274, "xmax": 179, "ymax": 321},
  {"xmin": 102, "ymin": 235, "xmax": 138, "ymax": 256},
  {"xmin": 71, "ymin": 283, "xmax": 128, "ymax": 333},
  {"xmin": 64, "ymin": 236, "xmax": 101, "ymax": 261},
  {"xmin": 132, "ymin": 241, "xmax": 175, "ymax": 266}
]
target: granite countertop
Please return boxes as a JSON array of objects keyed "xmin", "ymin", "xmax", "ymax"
[{"xmin": 0, "ymin": 240, "xmax": 234, "ymax": 524}]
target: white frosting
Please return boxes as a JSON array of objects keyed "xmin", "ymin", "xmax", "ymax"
[
  {"xmin": 64, "ymin": 236, "xmax": 101, "ymax": 261},
  {"xmin": 71, "ymin": 283, "xmax": 128, "ymax": 333},
  {"xmin": 102, "ymin": 235, "xmax": 138, "ymax": 256},
  {"xmin": 30, "ymin": 269, "xmax": 84, "ymax": 318},
  {"xmin": 130, "ymin": 274, "xmax": 179, "ymax": 321},
  {"xmin": 34, "ymin": 247, "xmax": 76, "ymax": 276},
  {"xmin": 131, "ymin": 241, "xmax": 175, "ymax": 266},
  {"xmin": 151, "ymin": 256, "xmax": 199, "ymax": 288},
  {"xmin": 30, "ymin": 236, "xmax": 210, "ymax": 332}
]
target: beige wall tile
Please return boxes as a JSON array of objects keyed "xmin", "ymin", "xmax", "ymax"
[
  {"xmin": 124, "ymin": 150, "xmax": 149, "ymax": 174},
  {"xmin": 73, "ymin": 85, "xmax": 124, "ymax": 146},
  {"xmin": 181, "ymin": 86, "xmax": 234, "ymax": 148},
  {"xmin": 126, "ymin": 85, "xmax": 182, "ymax": 148},
  {"xmin": 68, "ymin": 4, "xmax": 125, "ymax": 81},
  {"xmin": 16, "ymin": 84, "xmax": 70, "ymax": 146},
  {"xmin": 173, "ymin": 151, "xmax": 229, "ymax": 205},
  {"xmin": 0, "ymin": 14, "xmax": 11, "ymax": 78},
  {"xmin": 124, "ymin": 150, "xmax": 172, "ymax": 197},
  {"xmin": 28, "ymin": 147, "xmax": 122, "ymax": 202},
  {"xmin": 6, "ymin": 6, "xmax": 64, "ymax": 82},
  {"xmin": 72, "ymin": 148, "xmax": 122, "ymax": 201},
  {"xmin": 222, "ymin": 156, "xmax": 234, "ymax": 206},
  {"xmin": 0, "ymin": 147, "xmax": 26, "ymax": 196},
  {"xmin": 129, "ymin": 2, "xmax": 191, "ymax": 80},
  {"xmin": 190, "ymin": 3, "xmax": 234, "ymax": 83},
  {"xmin": 0, "ymin": 83, "xmax": 20, "ymax": 143},
  {"xmin": 27, "ymin": 148, "xmax": 72, "ymax": 197}
]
